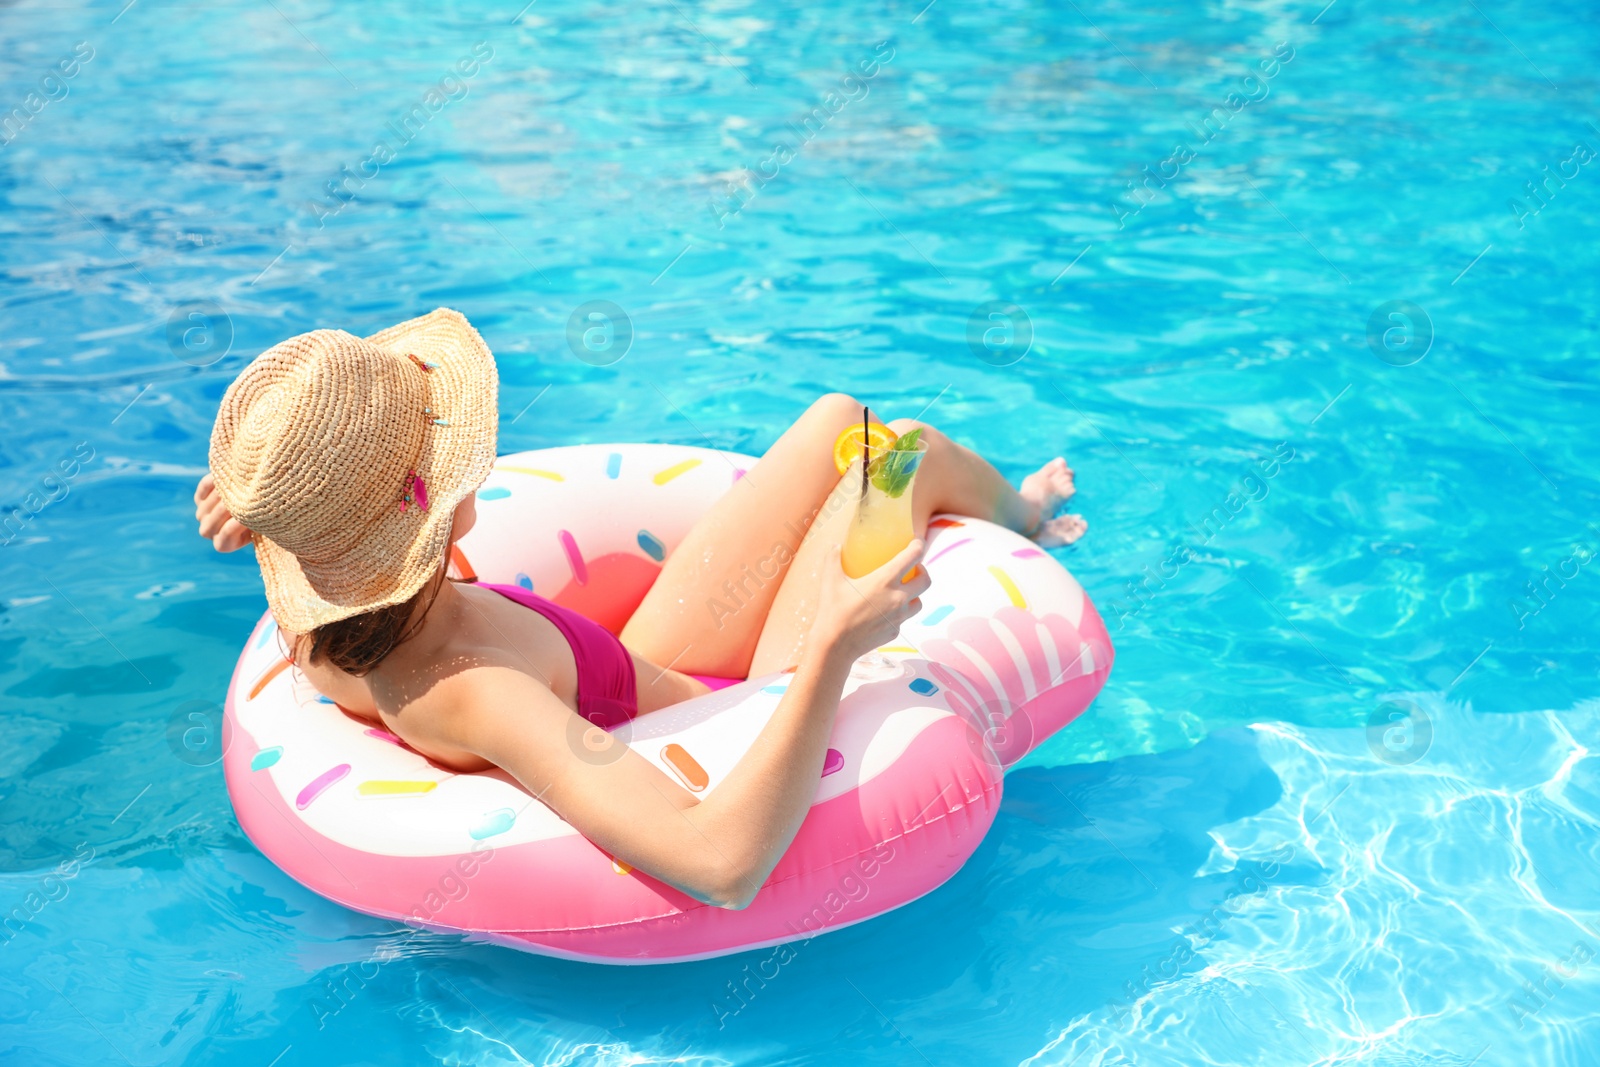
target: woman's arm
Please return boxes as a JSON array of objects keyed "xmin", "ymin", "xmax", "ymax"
[{"xmin": 439, "ymin": 539, "xmax": 930, "ymax": 909}]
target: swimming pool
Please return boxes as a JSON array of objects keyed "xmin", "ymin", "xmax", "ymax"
[{"xmin": 3, "ymin": 0, "xmax": 1598, "ymax": 1062}]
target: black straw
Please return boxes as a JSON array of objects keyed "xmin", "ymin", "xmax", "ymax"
[{"xmin": 860, "ymin": 407, "xmax": 870, "ymax": 501}]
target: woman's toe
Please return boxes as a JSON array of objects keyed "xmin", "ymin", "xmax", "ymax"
[{"xmin": 1033, "ymin": 513, "xmax": 1087, "ymax": 548}]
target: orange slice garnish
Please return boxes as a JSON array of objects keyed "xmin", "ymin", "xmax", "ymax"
[{"xmin": 832, "ymin": 422, "xmax": 898, "ymax": 475}]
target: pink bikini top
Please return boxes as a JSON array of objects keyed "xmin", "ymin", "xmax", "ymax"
[{"xmin": 481, "ymin": 583, "xmax": 639, "ymax": 729}]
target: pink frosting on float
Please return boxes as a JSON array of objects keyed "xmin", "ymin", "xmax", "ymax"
[
  {"xmin": 688, "ymin": 674, "xmax": 742, "ymax": 692},
  {"xmin": 923, "ymin": 603, "xmax": 1113, "ymax": 767},
  {"xmin": 225, "ymin": 704, "xmax": 1001, "ymax": 962},
  {"xmin": 222, "ymin": 588, "xmax": 1112, "ymax": 963}
]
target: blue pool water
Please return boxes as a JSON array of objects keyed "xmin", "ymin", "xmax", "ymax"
[{"xmin": 3, "ymin": 0, "xmax": 1599, "ymax": 1063}]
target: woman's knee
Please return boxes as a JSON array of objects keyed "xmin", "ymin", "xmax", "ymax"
[
  {"xmin": 887, "ymin": 417, "xmax": 942, "ymax": 446},
  {"xmin": 807, "ymin": 392, "xmax": 866, "ymax": 430},
  {"xmin": 800, "ymin": 397, "xmax": 940, "ymax": 444}
]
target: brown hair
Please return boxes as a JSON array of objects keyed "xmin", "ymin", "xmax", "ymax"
[{"xmin": 292, "ymin": 571, "xmax": 452, "ymax": 676}]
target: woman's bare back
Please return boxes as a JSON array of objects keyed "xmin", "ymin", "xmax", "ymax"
[
  {"xmin": 286, "ymin": 581, "xmax": 573, "ymax": 768},
  {"xmin": 289, "ymin": 579, "xmax": 708, "ymax": 771}
]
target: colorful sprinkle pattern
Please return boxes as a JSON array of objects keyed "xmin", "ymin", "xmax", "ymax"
[
  {"xmin": 357, "ymin": 780, "xmax": 438, "ymax": 797},
  {"xmin": 663, "ymin": 743, "xmax": 708, "ymax": 792},
  {"xmin": 250, "ymin": 747, "xmax": 282, "ymax": 771},
  {"xmin": 248, "ymin": 658, "xmax": 290, "ymax": 701},
  {"xmin": 989, "ymin": 565, "xmax": 1028, "ymax": 609},
  {"xmin": 253, "ymin": 619, "xmax": 278, "ymax": 649},
  {"xmin": 652, "ymin": 458, "xmax": 701, "ymax": 485},
  {"xmin": 925, "ymin": 537, "xmax": 973, "ymax": 565},
  {"xmin": 296, "ymin": 764, "xmax": 350, "ymax": 810},
  {"xmin": 449, "ymin": 544, "xmax": 478, "ymax": 583},
  {"xmin": 558, "ymin": 529, "xmax": 587, "ymax": 585},
  {"xmin": 637, "ymin": 530, "xmax": 665, "ymax": 561},
  {"xmin": 470, "ymin": 809, "xmax": 516, "ymax": 840}
]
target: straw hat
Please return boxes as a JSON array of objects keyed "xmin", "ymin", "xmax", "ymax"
[{"xmin": 208, "ymin": 308, "xmax": 498, "ymax": 633}]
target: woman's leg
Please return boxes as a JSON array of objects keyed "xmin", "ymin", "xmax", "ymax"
[
  {"xmin": 745, "ymin": 418, "xmax": 1082, "ymax": 675},
  {"xmin": 619, "ymin": 393, "xmax": 881, "ymax": 677}
]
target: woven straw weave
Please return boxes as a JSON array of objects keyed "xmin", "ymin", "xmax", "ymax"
[{"xmin": 209, "ymin": 308, "xmax": 498, "ymax": 633}]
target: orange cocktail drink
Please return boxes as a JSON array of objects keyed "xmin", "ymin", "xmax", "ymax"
[{"xmin": 834, "ymin": 421, "xmax": 927, "ymax": 579}]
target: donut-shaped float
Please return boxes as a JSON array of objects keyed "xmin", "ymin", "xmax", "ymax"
[{"xmin": 222, "ymin": 444, "xmax": 1113, "ymax": 963}]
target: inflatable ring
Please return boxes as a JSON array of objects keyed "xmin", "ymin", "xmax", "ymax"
[{"xmin": 222, "ymin": 444, "xmax": 1113, "ymax": 963}]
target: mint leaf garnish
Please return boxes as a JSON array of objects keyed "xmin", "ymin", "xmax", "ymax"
[{"xmin": 869, "ymin": 428, "xmax": 924, "ymax": 498}]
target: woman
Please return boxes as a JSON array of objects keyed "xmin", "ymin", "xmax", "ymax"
[{"xmin": 195, "ymin": 309, "xmax": 1084, "ymax": 910}]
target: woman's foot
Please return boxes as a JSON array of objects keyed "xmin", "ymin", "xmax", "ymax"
[
  {"xmin": 1019, "ymin": 458, "xmax": 1086, "ymax": 547},
  {"xmin": 1035, "ymin": 513, "xmax": 1087, "ymax": 547}
]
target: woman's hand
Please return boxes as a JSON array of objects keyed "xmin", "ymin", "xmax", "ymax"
[
  {"xmin": 811, "ymin": 538, "xmax": 930, "ymax": 663},
  {"xmin": 194, "ymin": 472, "xmax": 252, "ymax": 552}
]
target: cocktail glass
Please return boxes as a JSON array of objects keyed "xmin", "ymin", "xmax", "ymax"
[{"xmin": 840, "ymin": 429, "xmax": 927, "ymax": 680}]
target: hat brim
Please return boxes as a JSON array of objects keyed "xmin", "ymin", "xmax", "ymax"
[{"xmin": 254, "ymin": 308, "xmax": 499, "ymax": 634}]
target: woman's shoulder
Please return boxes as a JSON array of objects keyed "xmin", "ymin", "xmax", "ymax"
[
  {"xmin": 373, "ymin": 637, "xmax": 564, "ymax": 730},
  {"xmin": 364, "ymin": 652, "xmax": 508, "ymax": 768},
  {"xmin": 375, "ymin": 652, "xmax": 576, "ymax": 774}
]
